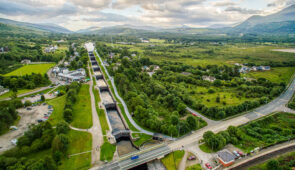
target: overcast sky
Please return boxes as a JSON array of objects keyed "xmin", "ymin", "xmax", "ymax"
[{"xmin": 0, "ymin": 0, "xmax": 294, "ymax": 31}]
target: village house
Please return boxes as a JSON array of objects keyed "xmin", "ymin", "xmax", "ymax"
[
  {"xmin": 202, "ymin": 76, "xmax": 216, "ymax": 82},
  {"xmin": 45, "ymin": 45, "xmax": 58, "ymax": 53}
]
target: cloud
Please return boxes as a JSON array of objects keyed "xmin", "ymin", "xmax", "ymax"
[
  {"xmin": 70, "ymin": 0, "xmax": 111, "ymax": 9},
  {"xmin": 213, "ymin": 1, "xmax": 236, "ymax": 7},
  {"xmin": 0, "ymin": 0, "xmax": 78, "ymax": 17},
  {"xmin": 84, "ymin": 12, "xmax": 131, "ymax": 22},
  {"xmin": 225, "ymin": 7, "xmax": 261, "ymax": 14}
]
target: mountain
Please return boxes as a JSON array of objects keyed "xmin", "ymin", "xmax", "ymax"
[
  {"xmin": 232, "ymin": 4, "xmax": 295, "ymax": 34},
  {"xmin": 0, "ymin": 18, "xmax": 72, "ymax": 33}
]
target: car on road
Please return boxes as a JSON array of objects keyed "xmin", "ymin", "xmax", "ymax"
[
  {"xmin": 187, "ymin": 156, "xmax": 196, "ymax": 160},
  {"xmin": 205, "ymin": 163, "xmax": 212, "ymax": 169},
  {"xmin": 131, "ymin": 155, "xmax": 139, "ymax": 160}
]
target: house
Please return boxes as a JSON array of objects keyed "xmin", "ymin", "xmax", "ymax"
[
  {"xmin": 131, "ymin": 54, "xmax": 136, "ymax": 57},
  {"xmin": 181, "ymin": 72, "xmax": 192, "ymax": 76},
  {"xmin": 217, "ymin": 149, "xmax": 236, "ymax": 167},
  {"xmin": 45, "ymin": 45, "xmax": 58, "ymax": 53},
  {"xmin": 109, "ymin": 53, "xmax": 115, "ymax": 59},
  {"xmin": 151, "ymin": 65, "xmax": 160, "ymax": 71},
  {"xmin": 21, "ymin": 59, "xmax": 31, "ymax": 64},
  {"xmin": 239, "ymin": 66, "xmax": 249, "ymax": 73},
  {"xmin": 142, "ymin": 65, "xmax": 149, "ymax": 71},
  {"xmin": 264, "ymin": 66, "xmax": 271, "ymax": 70},
  {"xmin": 64, "ymin": 61, "xmax": 70, "ymax": 67},
  {"xmin": 251, "ymin": 66, "xmax": 257, "ymax": 71},
  {"xmin": 202, "ymin": 76, "xmax": 216, "ymax": 82},
  {"xmin": 0, "ymin": 47, "xmax": 4, "ymax": 53}
]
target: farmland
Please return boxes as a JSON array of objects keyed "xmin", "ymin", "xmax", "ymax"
[{"xmin": 4, "ymin": 63, "xmax": 55, "ymax": 76}]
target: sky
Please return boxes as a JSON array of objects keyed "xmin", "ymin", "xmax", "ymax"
[{"xmin": 0, "ymin": 0, "xmax": 294, "ymax": 31}]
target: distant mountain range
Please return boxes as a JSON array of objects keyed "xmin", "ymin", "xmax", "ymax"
[
  {"xmin": 0, "ymin": 4, "xmax": 295, "ymax": 35},
  {"xmin": 0, "ymin": 18, "xmax": 72, "ymax": 33}
]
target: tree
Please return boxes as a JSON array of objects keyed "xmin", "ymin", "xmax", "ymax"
[
  {"xmin": 170, "ymin": 115, "xmax": 179, "ymax": 125},
  {"xmin": 216, "ymin": 95, "xmax": 220, "ymax": 103},
  {"xmin": 44, "ymin": 156, "xmax": 57, "ymax": 170},
  {"xmin": 41, "ymin": 95, "xmax": 45, "ymax": 102},
  {"xmin": 186, "ymin": 116, "xmax": 196, "ymax": 129},
  {"xmin": 24, "ymin": 100, "xmax": 32, "ymax": 107},
  {"xmin": 56, "ymin": 122, "xmax": 70, "ymax": 134},
  {"xmin": 52, "ymin": 134, "xmax": 69, "ymax": 154},
  {"xmin": 267, "ymin": 160, "xmax": 280, "ymax": 170},
  {"xmin": 213, "ymin": 79, "xmax": 222, "ymax": 87},
  {"xmin": 63, "ymin": 109, "xmax": 73, "ymax": 122}
]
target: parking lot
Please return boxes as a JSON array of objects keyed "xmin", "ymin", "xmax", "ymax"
[{"xmin": 0, "ymin": 104, "xmax": 50, "ymax": 153}]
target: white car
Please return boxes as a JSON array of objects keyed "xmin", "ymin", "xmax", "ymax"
[{"xmin": 11, "ymin": 139, "xmax": 17, "ymax": 145}]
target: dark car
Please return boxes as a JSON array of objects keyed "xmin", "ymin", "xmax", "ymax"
[{"xmin": 187, "ymin": 156, "xmax": 196, "ymax": 160}]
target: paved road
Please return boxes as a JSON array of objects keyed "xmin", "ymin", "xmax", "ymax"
[{"xmin": 92, "ymin": 144, "xmax": 171, "ymax": 170}]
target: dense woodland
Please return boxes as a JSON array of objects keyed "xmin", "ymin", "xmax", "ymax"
[
  {"xmin": 0, "ymin": 73, "xmax": 50, "ymax": 91},
  {"xmin": 0, "ymin": 121, "xmax": 70, "ymax": 169}
]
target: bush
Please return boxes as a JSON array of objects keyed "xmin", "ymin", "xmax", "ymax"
[
  {"xmin": 56, "ymin": 122, "xmax": 70, "ymax": 134},
  {"xmin": 24, "ymin": 100, "xmax": 32, "ymax": 107}
]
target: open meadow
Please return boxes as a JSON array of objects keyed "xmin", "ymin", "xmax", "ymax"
[{"xmin": 4, "ymin": 63, "xmax": 55, "ymax": 76}]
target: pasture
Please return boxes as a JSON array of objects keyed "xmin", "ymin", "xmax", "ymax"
[{"xmin": 4, "ymin": 63, "xmax": 55, "ymax": 76}]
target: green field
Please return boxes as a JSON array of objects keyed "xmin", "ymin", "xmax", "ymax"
[
  {"xmin": 59, "ymin": 130, "xmax": 92, "ymax": 170},
  {"xmin": 0, "ymin": 88, "xmax": 37, "ymax": 100},
  {"xmin": 245, "ymin": 67, "xmax": 295, "ymax": 83},
  {"xmin": 186, "ymin": 164, "xmax": 202, "ymax": 170},
  {"xmin": 48, "ymin": 95, "xmax": 66, "ymax": 126},
  {"xmin": 4, "ymin": 63, "xmax": 55, "ymax": 76},
  {"xmin": 161, "ymin": 150, "xmax": 185, "ymax": 170},
  {"xmin": 100, "ymin": 142, "xmax": 116, "ymax": 162},
  {"xmin": 132, "ymin": 133, "xmax": 152, "ymax": 147},
  {"xmin": 71, "ymin": 84, "xmax": 93, "ymax": 129}
]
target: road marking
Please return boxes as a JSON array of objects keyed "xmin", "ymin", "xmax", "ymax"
[{"xmin": 254, "ymin": 111, "xmax": 264, "ymax": 117}]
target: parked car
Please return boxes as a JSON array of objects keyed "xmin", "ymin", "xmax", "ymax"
[
  {"xmin": 37, "ymin": 119, "xmax": 43, "ymax": 123},
  {"xmin": 11, "ymin": 139, "xmax": 17, "ymax": 145},
  {"xmin": 205, "ymin": 163, "xmax": 212, "ymax": 169},
  {"xmin": 233, "ymin": 151, "xmax": 240, "ymax": 158},
  {"xmin": 187, "ymin": 156, "xmax": 196, "ymax": 160},
  {"xmin": 238, "ymin": 151, "xmax": 244, "ymax": 157},
  {"xmin": 26, "ymin": 107, "xmax": 32, "ymax": 110}
]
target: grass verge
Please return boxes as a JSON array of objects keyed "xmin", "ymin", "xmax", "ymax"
[
  {"xmin": 199, "ymin": 143, "xmax": 214, "ymax": 153},
  {"xmin": 71, "ymin": 84, "xmax": 92, "ymax": 129},
  {"xmin": 100, "ymin": 142, "xmax": 116, "ymax": 162},
  {"xmin": 47, "ymin": 95, "xmax": 66, "ymax": 126},
  {"xmin": 161, "ymin": 150, "xmax": 185, "ymax": 170}
]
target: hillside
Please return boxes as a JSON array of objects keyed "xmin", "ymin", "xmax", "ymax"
[
  {"xmin": 232, "ymin": 4, "xmax": 295, "ymax": 34},
  {"xmin": 0, "ymin": 18, "xmax": 72, "ymax": 33}
]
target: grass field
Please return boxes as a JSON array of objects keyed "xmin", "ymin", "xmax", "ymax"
[
  {"xmin": 132, "ymin": 133, "xmax": 152, "ymax": 147},
  {"xmin": 199, "ymin": 143, "xmax": 214, "ymax": 153},
  {"xmin": 245, "ymin": 67, "xmax": 295, "ymax": 83},
  {"xmin": 100, "ymin": 142, "xmax": 116, "ymax": 162},
  {"xmin": 186, "ymin": 164, "xmax": 202, "ymax": 170},
  {"xmin": 71, "ymin": 84, "xmax": 92, "ymax": 129},
  {"xmin": 161, "ymin": 150, "xmax": 185, "ymax": 170},
  {"xmin": 59, "ymin": 130, "xmax": 92, "ymax": 170},
  {"xmin": 48, "ymin": 95, "xmax": 66, "ymax": 126},
  {"xmin": 0, "ymin": 88, "xmax": 36, "ymax": 100},
  {"xmin": 4, "ymin": 63, "xmax": 55, "ymax": 76}
]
